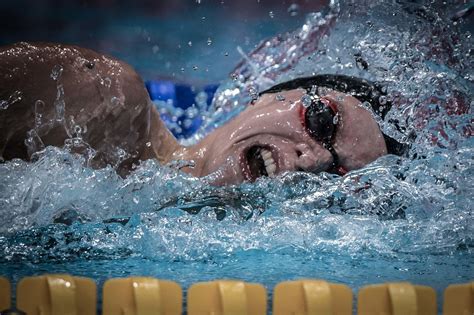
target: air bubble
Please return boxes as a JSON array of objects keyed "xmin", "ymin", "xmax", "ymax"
[
  {"xmin": 269, "ymin": 11, "xmax": 274, "ymax": 18},
  {"xmin": 207, "ymin": 38, "xmax": 212, "ymax": 46}
]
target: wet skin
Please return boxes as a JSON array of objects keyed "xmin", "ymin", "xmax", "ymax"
[
  {"xmin": 0, "ymin": 43, "xmax": 387, "ymax": 185},
  {"xmin": 178, "ymin": 89, "xmax": 387, "ymax": 185},
  {"xmin": 0, "ymin": 42, "xmax": 180, "ymax": 174}
]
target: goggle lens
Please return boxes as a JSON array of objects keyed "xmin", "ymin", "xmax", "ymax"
[{"xmin": 304, "ymin": 99, "xmax": 336, "ymax": 143}]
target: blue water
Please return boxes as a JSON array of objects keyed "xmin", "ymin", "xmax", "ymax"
[{"xmin": 0, "ymin": 1, "xmax": 473, "ymax": 313}]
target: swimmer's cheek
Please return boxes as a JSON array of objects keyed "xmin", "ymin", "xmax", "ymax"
[{"xmin": 293, "ymin": 147, "xmax": 333, "ymax": 173}]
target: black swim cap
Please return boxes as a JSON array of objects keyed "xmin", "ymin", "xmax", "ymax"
[{"xmin": 260, "ymin": 74, "xmax": 409, "ymax": 156}]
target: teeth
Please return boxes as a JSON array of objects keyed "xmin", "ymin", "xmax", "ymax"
[
  {"xmin": 264, "ymin": 158, "xmax": 272, "ymax": 166},
  {"xmin": 266, "ymin": 163, "xmax": 276, "ymax": 176},
  {"xmin": 262, "ymin": 150, "xmax": 272, "ymax": 160},
  {"xmin": 260, "ymin": 149, "xmax": 276, "ymax": 176}
]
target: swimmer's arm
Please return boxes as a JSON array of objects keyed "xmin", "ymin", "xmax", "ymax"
[{"xmin": 140, "ymin": 105, "xmax": 181, "ymax": 164}]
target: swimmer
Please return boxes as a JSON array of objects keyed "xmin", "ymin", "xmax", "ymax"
[{"xmin": 0, "ymin": 42, "xmax": 405, "ymax": 185}]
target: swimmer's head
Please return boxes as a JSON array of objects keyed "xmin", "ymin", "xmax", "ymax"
[{"xmin": 178, "ymin": 75, "xmax": 407, "ymax": 185}]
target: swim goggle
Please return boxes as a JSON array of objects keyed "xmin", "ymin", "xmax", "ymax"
[{"xmin": 300, "ymin": 95, "xmax": 348, "ymax": 175}]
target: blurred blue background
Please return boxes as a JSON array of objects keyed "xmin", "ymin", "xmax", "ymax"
[{"xmin": 0, "ymin": 0, "xmax": 328, "ymax": 84}]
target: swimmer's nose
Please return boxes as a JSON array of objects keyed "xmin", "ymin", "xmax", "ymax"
[{"xmin": 294, "ymin": 143, "xmax": 333, "ymax": 173}]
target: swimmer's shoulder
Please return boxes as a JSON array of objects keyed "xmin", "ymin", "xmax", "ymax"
[{"xmin": 0, "ymin": 42, "xmax": 143, "ymax": 84}]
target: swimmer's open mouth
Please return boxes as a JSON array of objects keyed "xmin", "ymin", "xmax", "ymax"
[{"xmin": 243, "ymin": 146, "xmax": 277, "ymax": 181}]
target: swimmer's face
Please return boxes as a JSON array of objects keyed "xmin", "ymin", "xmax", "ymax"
[{"xmin": 192, "ymin": 89, "xmax": 387, "ymax": 185}]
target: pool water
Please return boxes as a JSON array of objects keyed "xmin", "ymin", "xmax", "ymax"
[{"xmin": 0, "ymin": 0, "xmax": 473, "ymax": 313}]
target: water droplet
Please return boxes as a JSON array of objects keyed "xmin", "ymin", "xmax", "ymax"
[
  {"xmin": 231, "ymin": 73, "xmax": 239, "ymax": 81},
  {"xmin": 287, "ymin": 3, "xmax": 300, "ymax": 16},
  {"xmin": 195, "ymin": 91, "xmax": 208, "ymax": 108},
  {"xmin": 183, "ymin": 118, "xmax": 193, "ymax": 128},
  {"xmin": 248, "ymin": 86, "xmax": 259, "ymax": 103},
  {"xmin": 180, "ymin": 67, "xmax": 185, "ymax": 72},
  {"xmin": 361, "ymin": 101, "xmax": 372, "ymax": 110},
  {"xmin": 103, "ymin": 77, "xmax": 112, "ymax": 88},
  {"xmin": 0, "ymin": 90, "xmax": 23, "ymax": 110},
  {"xmin": 85, "ymin": 61, "xmax": 94, "ymax": 69},
  {"xmin": 34, "ymin": 100, "xmax": 45, "ymax": 128},
  {"xmin": 167, "ymin": 159, "xmax": 196, "ymax": 169},
  {"xmin": 224, "ymin": 52, "xmax": 229, "ymax": 56},
  {"xmin": 24, "ymin": 129, "xmax": 44, "ymax": 156},
  {"xmin": 207, "ymin": 38, "xmax": 212, "ymax": 46},
  {"xmin": 74, "ymin": 125, "xmax": 82, "ymax": 136},
  {"xmin": 275, "ymin": 94, "xmax": 285, "ymax": 101},
  {"xmin": 111, "ymin": 97, "xmax": 122, "ymax": 106},
  {"xmin": 186, "ymin": 106, "xmax": 199, "ymax": 119},
  {"xmin": 269, "ymin": 11, "xmax": 274, "ymax": 18},
  {"xmin": 117, "ymin": 148, "xmax": 127, "ymax": 159},
  {"xmin": 0, "ymin": 100, "xmax": 8, "ymax": 110},
  {"xmin": 317, "ymin": 86, "xmax": 330, "ymax": 96},
  {"xmin": 50, "ymin": 64, "xmax": 63, "ymax": 81},
  {"xmin": 54, "ymin": 85, "xmax": 65, "ymax": 122},
  {"xmin": 301, "ymin": 95, "xmax": 313, "ymax": 108},
  {"xmin": 354, "ymin": 53, "xmax": 368, "ymax": 70},
  {"xmin": 146, "ymin": 142, "xmax": 152, "ymax": 147}
]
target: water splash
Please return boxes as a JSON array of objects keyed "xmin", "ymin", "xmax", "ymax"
[
  {"xmin": 0, "ymin": 137, "xmax": 471, "ymax": 263},
  {"xmin": 0, "ymin": 1, "xmax": 472, "ymax": 301},
  {"xmin": 0, "ymin": 90, "xmax": 23, "ymax": 110}
]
